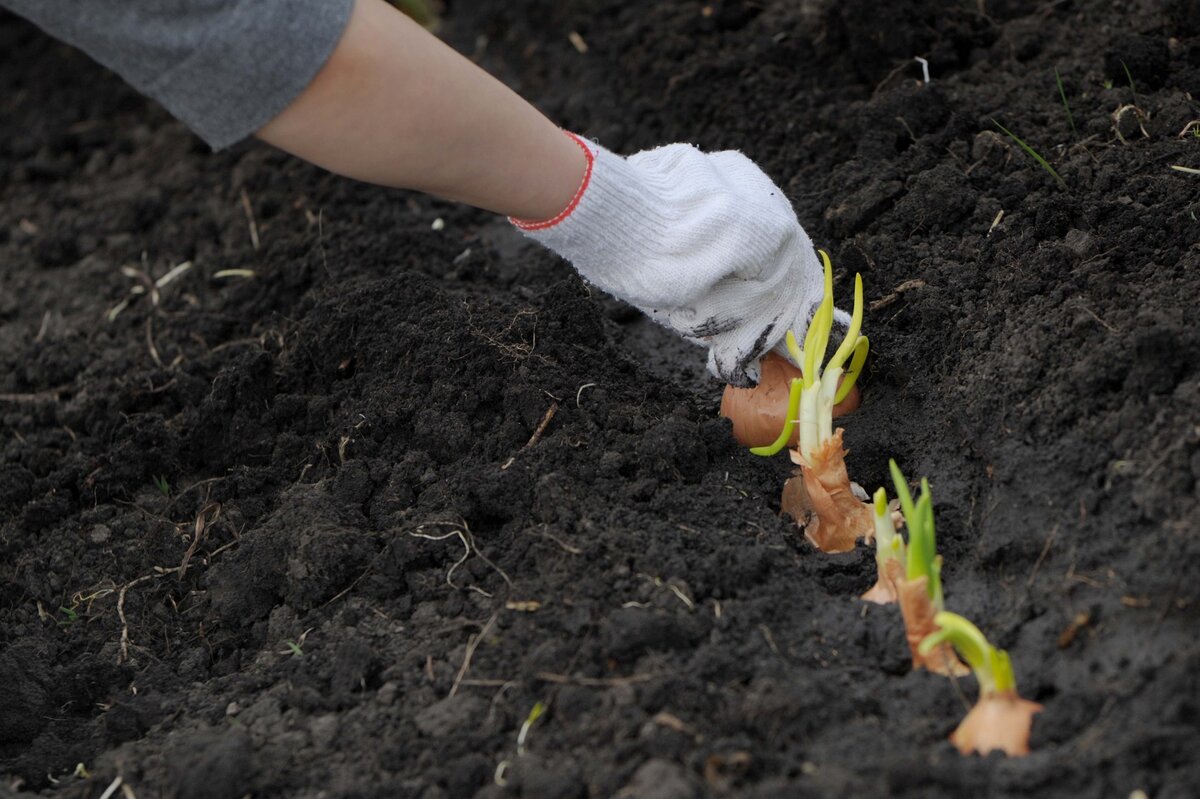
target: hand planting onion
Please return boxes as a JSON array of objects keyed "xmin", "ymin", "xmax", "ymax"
[
  {"xmin": 744, "ymin": 252, "xmax": 871, "ymax": 553},
  {"xmin": 887, "ymin": 461, "xmax": 968, "ymax": 676},
  {"xmin": 720, "ymin": 352, "xmax": 861, "ymax": 448},
  {"xmin": 920, "ymin": 612, "xmax": 1042, "ymax": 756}
]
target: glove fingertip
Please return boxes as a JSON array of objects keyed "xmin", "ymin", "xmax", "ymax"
[{"xmin": 708, "ymin": 348, "xmax": 761, "ymax": 388}]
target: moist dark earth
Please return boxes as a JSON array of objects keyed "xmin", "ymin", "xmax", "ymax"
[{"xmin": 2, "ymin": 1, "xmax": 1198, "ymax": 797}]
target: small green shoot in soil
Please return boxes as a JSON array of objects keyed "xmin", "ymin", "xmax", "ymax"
[
  {"xmin": 517, "ymin": 701, "xmax": 546, "ymax": 755},
  {"xmin": 57, "ymin": 606, "xmax": 79, "ymax": 627},
  {"xmin": 282, "ymin": 640, "xmax": 304, "ymax": 657},
  {"xmin": 992, "ymin": 119, "xmax": 1068, "ymax": 191},
  {"xmin": 1120, "ymin": 60, "xmax": 1138, "ymax": 106},
  {"xmin": 152, "ymin": 474, "xmax": 170, "ymax": 497},
  {"xmin": 1055, "ymin": 68, "xmax": 1076, "ymax": 136}
]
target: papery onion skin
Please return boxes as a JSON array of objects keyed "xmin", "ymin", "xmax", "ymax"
[
  {"xmin": 720, "ymin": 352, "xmax": 861, "ymax": 448},
  {"xmin": 950, "ymin": 692, "xmax": 1042, "ymax": 757},
  {"xmin": 780, "ymin": 429, "xmax": 873, "ymax": 553},
  {"xmin": 892, "ymin": 560, "xmax": 971, "ymax": 677}
]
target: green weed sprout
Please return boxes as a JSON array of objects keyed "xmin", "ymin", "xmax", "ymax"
[
  {"xmin": 919, "ymin": 612, "xmax": 1042, "ymax": 756},
  {"xmin": 992, "ymin": 119, "xmax": 1068, "ymax": 190},
  {"xmin": 887, "ymin": 461, "xmax": 968, "ymax": 675},
  {"xmin": 750, "ymin": 250, "xmax": 869, "ymax": 461},
  {"xmin": 1055, "ymin": 68, "xmax": 1077, "ymax": 136},
  {"xmin": 861, "ymin": 487, "xmax": 907, "ymax": 604},
  {"xmin": 1120, "ymin": 60, "xmax": 1139, "ymax": 105}
]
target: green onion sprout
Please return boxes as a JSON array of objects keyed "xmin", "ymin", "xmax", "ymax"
[
  {"xmin": 920, "ymin": 612, "xmax": 1016, "ymax": 696},
  {"xmin": 751, "ymin": 251, "xmax": 869, "ymax": 459}
]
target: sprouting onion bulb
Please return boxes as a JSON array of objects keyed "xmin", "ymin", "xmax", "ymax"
[
  {"xmin": 919, "ymin": 612, "xmax": 1042, "ymax": 757},
  {"xmin": 890, "ymin": 459, "xmax": 942, "ymax": 609},
  {"xmin": 861, "ymin": 486, "xmax": 907, "ymax": 604},
  {"xmin": 873, "ymin": 487, "xmax": 905, "ymax": 565},
  {"xmin": 884, "ymin": 461, "xmax": 968, "ymax": 675},
  {"xmin": 750, "ymin": 251, "xmax": 869, "ymax": 459}
]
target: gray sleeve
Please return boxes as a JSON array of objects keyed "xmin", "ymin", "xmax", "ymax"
[{"xmin": 3, "ymin": 0, "xmax": 356, "ymax": 149}]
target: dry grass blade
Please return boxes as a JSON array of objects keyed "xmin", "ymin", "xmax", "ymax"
[
  {"xmin": 178, "ymin": 502, "xmax": 221, "ymax": 579},
  {"xmin": 450, "ymin": 612, "xmax": 499, "ymax": 697},
  {"xmin": 240, "ymin": 188, "xmax": 260, "ymax": 251},
  {"xmin": 212, "ymin": 269, "xmax": 257, "ymax": 279}
]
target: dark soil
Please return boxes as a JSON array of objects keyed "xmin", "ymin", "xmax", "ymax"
[{"xmin": 3, "ymin": 1, "xmax": 1199, "ymax": 797}]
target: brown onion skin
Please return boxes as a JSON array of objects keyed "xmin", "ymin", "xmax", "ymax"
[{"xmin": 720, "ymin": 352, "xmax": 862, "ymax": 448}]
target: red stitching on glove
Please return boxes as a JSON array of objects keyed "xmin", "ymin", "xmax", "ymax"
[{"xmin": 511, "ymin": 131, "xmax": 595, "ymax": 231}]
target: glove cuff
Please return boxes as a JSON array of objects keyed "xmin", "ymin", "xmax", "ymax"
[{"xmin": 510, "ymin": 131, "xmax": 596, "ymax": 232}]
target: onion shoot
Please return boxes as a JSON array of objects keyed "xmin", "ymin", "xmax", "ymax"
[
  {"xmin": 861, "ymin": 487, "xmax": 906, "ymax": 604},
  {"xmin": 753, "ymin": 251, "xmax": 873, "ymax": 553},
  {"xmin": 888, "ymin": 461, "xmax": 968, "ymax": 676}
]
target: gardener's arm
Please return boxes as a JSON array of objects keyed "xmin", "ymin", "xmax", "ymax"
[
  {"xmin": 4, "ymin": 0, "xmax": 838, "ymax": 386},
  {"xmin": 256, "ymin": 0, "xmax": 585, "ymax": 221}
]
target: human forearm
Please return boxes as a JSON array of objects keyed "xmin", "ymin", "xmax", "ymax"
[{"xmin": 256, "ymin": 0, "xmax": 586, "ymax": 221}]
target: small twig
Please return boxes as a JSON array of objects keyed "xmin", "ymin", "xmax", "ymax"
[
  {"xmin": 1027, "ymin": 524, "xmax": 1059, "ymax": 588},
  {"xmin": 117, "ymin": 575, "xmax": 157, "ymax": 664},
  {"xmin": 155, "ymin": 261, "xmax": 193, "ymax": 289},
  {"xmin": 0, "ymin": 387, "xmax": 66, "ymax": 403},
  {"xmin": 144, "ymin": 317, "xmax": 163, "ymax": 369},
  {"xmin": 450, "ymin": 612, "xmax": 499, "ymax": 697},
  {"xmin": 1077, "ymin": 304, "xmax": 1116, "ymax": 333},
  {"xmin": 873, "ymin": 59, "xmax": 913, "ymax": 95},
  {"xmin": 318, "ymin": 208, "xmax": 328, "ymax": 276},
  {"xmin": 98, "ymin": 776, "xmax": 124, "ymax": 799},
  {"xmin": 240, "ymin": 189, "xmax": 260, "ymax": 251},
  {"xmin": 759, "ymin": 624, "xmax": 782, "ymax": 658},
  {"xmin": 178, "ymin": 502, "xmax": 221, "ymax": 579},
  {"xmin": 987, "ymin": 209, "xmax": 1005, "ymax": 237},
  {"xmin": 212, "ymin": 269, "xmax": 256, "ymax": 280},
  {"xmin": 914, "ymin": 56, "xmax": 930, "ymax": 84},
  {"xmin": 501, "ymin": 402, "xmax": 558, "ymax": 470},
  {"xmin": 535, "ymin": 671, "xmax": 662, "ymax": 687},
  {"xmin": 536, "ymin": 525, "xmax": 582, "ymax": 555}
]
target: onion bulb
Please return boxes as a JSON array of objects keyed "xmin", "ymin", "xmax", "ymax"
[{"xmin": 720, "ymin": 352, "xmax": 861, "ymax": 448}]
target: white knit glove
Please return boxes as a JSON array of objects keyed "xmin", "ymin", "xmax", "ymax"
[{"xmin": 514, "ymin": 132, "xmax": 842, "ymax": 387}]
